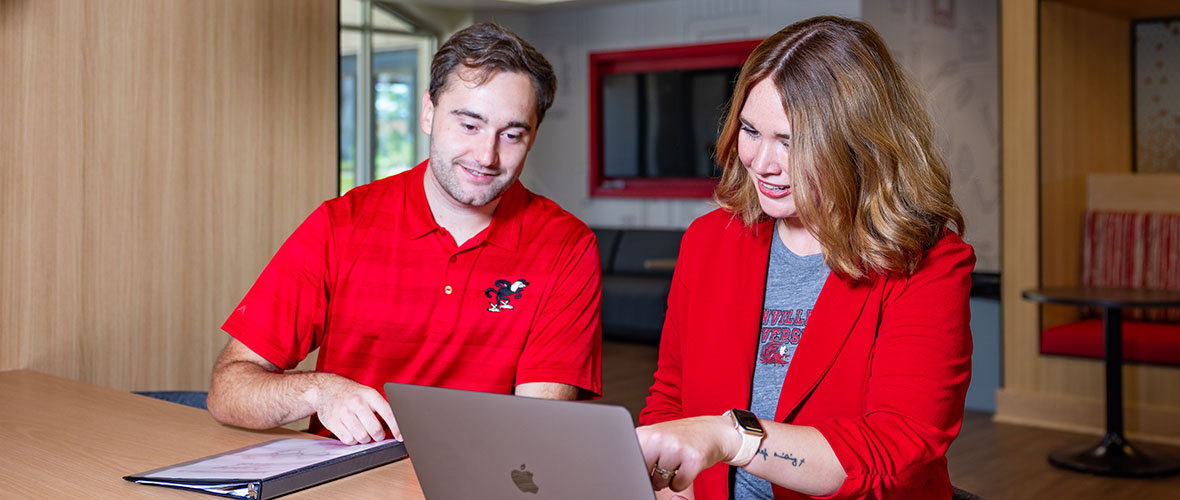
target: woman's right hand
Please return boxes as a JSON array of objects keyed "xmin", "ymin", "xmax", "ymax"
[
  {"xmin": 636, "ymin": 415, "xmax": 738, "ymax": 492},
  {"xmin": 655, "ymin": 484, "xmax": 695, "ymax": 500}
]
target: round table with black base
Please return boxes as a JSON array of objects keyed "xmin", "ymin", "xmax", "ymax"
[{"xmin": 1023, "ymin": 287, "xmax": 1180, "ymax": 478}]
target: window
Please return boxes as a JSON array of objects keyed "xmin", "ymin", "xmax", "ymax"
[
  {"xmin": 589, "ymin": 40, "xmax": 761, "ymax": 198},
  {"xmin": 339, "ymin": 0, "xmax": 435, "ymax": 195}
]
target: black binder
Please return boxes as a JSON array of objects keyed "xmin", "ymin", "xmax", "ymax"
[{"xmin": 123, "ymin": 438, "xmax": 407, "ymax": 499}]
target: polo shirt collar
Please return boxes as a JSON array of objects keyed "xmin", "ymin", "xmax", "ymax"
[
  {"xmin": 484, "ymin": 180, "xmax": 524, "ymax": 252},
  {"xmin": 403, "ymin": 161, "xmax": 439, "ymax": 240},
  {"xmin": 402, "ymin": 160, "xmax": 524, "ymax": 252}
]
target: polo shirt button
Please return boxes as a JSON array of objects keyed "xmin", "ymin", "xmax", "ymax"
[
  {"xmin": 449, "ymin": 257, "xmax": 456, "ymax": 263},
  {"xmin": 444, "ymin": 285, "xmax": 453, "ymax": 295}
]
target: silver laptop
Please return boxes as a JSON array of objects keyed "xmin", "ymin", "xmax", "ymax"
[{"xmin": 384, "ymin": 382, "xmax": 656, "ymax": 500}]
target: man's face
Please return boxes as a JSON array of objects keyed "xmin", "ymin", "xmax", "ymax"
[{"xmin": 420, "ymin": 68, "xmax": 538, "ymax": 207}]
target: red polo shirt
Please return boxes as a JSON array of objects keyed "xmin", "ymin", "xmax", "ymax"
[{"xmin": 223, "ymin": 161, "xmax": 602, "ymax": 435}]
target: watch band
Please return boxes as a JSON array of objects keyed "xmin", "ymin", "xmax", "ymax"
[{"xmin": 723, "ymin": 409, "xmax": 765, "ymax": 467}]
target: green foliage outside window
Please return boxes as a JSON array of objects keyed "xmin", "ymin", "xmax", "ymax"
[{"xmin": 374, "ymin": 80, "xmax": 414, "ymax": 181}]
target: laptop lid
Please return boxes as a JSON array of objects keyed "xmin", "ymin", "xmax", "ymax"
[{"xmin": 384, "ymin": 382, "xmax": 656, "ymax": 500}]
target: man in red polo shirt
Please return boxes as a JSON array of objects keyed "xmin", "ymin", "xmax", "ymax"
[{"xmin": 206, "ymin": 23, "xmax": 602, "ymax": 445}]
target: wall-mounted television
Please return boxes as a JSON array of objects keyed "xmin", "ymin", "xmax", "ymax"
[{"xmin": 589, "ymin": 39, "xmax": 762, "ymax": 198}]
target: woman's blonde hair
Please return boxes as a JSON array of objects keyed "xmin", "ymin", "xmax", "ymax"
[{"xmin": 714, "ymin": 16, "xmax": 964, "ymax": 280}]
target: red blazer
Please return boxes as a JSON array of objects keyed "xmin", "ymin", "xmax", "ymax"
[{"xmin": 639, "ymin": 209, "xmax": 974, "ymax": 500}]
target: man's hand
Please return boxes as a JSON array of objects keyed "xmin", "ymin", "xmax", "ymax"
[
  {"xmin": 305, "ymin": 373, "xmax": 399, "ymax": 445},
  {"xmin": 208, "ymin": 338, "xmax": 398, "ymax": 445}
]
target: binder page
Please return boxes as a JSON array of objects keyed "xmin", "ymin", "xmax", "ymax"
[
  {"xmin": 140, "ymin": 438, "xmax": 395, "ymax": 480},
  {"xmin": 132, "ymin": 480, "xmax": 255, "ymax": 499}
]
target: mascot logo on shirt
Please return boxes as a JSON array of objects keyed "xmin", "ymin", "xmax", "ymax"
[
  {"xmin": 760, "ymin": 342, "xmax": 793, "ymax": 365},
  {"xmin": 485, "ymin": 278, "xmax": 529, "ymax": 312}
]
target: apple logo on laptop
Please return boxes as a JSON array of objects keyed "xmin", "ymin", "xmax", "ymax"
[{"xmin": 511, "ymin": 464, "xmax": 539, "ymax": 494}]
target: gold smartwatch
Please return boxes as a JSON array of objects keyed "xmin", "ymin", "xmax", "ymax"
[{"xmin": 723, "ymin": 408, "xmax": 765, "ymax": 467}]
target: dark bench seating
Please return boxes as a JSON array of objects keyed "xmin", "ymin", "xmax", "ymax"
[
  {"xmin": 1039, "ymin": 210, "xmax": 1180, "ymax": 365},
  {"xmin": 593, "ymin": 228, "xmax": 684, "ymax": 344}
]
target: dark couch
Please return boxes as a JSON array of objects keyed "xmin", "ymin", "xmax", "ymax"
[{"xmin": 592, "ymin": 228, "xmax": 685, "ymax": 344}]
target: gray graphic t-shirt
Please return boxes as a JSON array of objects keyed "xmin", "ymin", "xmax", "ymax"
[{"xmin": 734, "ymin": 233, "xmax": 829, "ymax": 500}]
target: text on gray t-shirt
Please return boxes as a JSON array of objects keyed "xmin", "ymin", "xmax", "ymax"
[{"xmin": 734, "ymin": 232, "xmax": 830, "ymax": 500}]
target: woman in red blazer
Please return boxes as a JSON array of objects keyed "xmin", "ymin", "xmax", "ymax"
[{"xmin": 636, "ymin": 17, "xmax": 974, "ymax": 500}]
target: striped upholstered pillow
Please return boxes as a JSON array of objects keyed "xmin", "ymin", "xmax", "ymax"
[{"xmin": 1082, "ymin": 211, "xmax": 1180, "ymax": 322}]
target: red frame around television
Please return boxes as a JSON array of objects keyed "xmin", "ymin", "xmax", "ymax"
[{"xmin": 588, "ymin": 39, "xmax": 762, "ymax": 199}]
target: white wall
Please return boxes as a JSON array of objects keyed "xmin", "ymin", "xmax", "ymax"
[
  {"xmin": 862, "ymin": 0, "xmax": 1001, "ymax": 272},
  {"xmin": 861, "ymin": 0, "xmax": 1002, "ymax": 409},
  {"xmin": 460, "ymin": 0, "xmax": 1002, "ymax": 410},
  {"xmin": 475, "ymin": 0, "xmax": 861, "ymax": 229},
  {"xmin": 439, "ymin": 0, "xmax": 1001, "ymax": 273}
]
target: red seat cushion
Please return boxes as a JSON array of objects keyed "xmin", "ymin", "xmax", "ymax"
[{"xmin": 1041, "ymin": 319, "xmax": 1180, "ymax": 365}]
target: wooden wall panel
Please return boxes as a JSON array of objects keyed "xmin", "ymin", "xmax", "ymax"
[
  {"xmin": 1049, "ymin": 0, "xmax": 1180, "ymax": 19},
  {"xmin": 1000, "ymin": 0, "xmax": 1042, "ymax": 407},
  {"xmin": 1, "ymin": 0, "xmax": 87, "ymax": 379},
  {"xmin": 1, "ymin": 0, "xmax": 336, "ymax": 391},
  {"xmin": 999, "ymin": 0, "xmax": 1180, "ymax": 442},
  {"xmin": 1087, "ymin": 174, "xmax": 1180, "ymax": 213},
  {"xmin": 1038, "ymin": 2, "xmax": 1131, "ymax": 330}
]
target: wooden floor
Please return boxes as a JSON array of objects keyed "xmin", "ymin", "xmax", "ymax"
[{"xmin": 594, "ymin": 340, "xmax": 1180, "ymax": 499}]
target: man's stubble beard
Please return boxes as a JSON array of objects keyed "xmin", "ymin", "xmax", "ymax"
[{"xmin": 427, "ymin": 152, "xmax": 516, "ymax": 208}]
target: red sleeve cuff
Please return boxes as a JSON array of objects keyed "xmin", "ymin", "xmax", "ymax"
[
  {"xmin": 221, "ymin": 314, "xmax": 304, "ymax": 370},
  {"xmin": 515, "ymin": 367, "xmax": 601, "ymax": 399}
]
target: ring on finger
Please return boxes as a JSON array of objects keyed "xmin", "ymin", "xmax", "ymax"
[{"xmin": 651, "ymin": 466, "xmax": 677, "ymax": 481}]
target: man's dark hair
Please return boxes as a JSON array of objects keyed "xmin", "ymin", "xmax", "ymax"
[{"xmin": 429, "ymin": 23, "xmax": 557, "ymax": 125}]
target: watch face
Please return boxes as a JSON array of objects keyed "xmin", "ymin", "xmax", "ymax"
[{"xmin": 731, "ymin": 409, "xmax": 763, "ymax": 434}]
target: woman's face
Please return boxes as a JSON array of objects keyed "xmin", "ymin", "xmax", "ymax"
[{"xmin": 737, "ymin": 78, "xmax": 796, "ymax": 220}]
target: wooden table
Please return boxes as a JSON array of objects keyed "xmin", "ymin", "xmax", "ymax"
[
  {"xmin": 0, "ymin": 370, "xmax": 425, "ymax": 498},
  {"xmin": 1022, "ymin": 287, "xmax": 1180, "ymax": 477}
]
